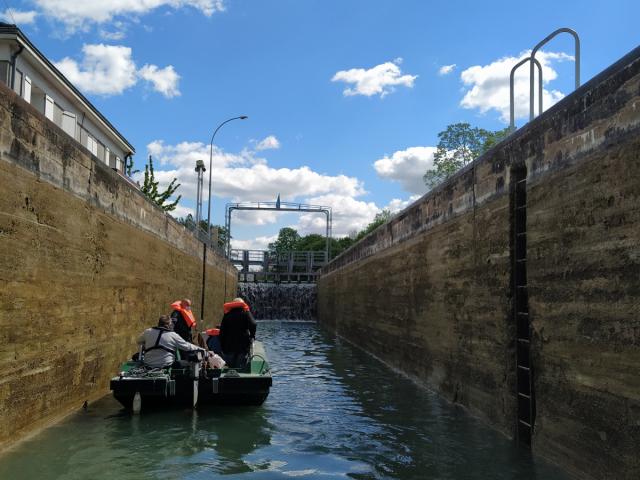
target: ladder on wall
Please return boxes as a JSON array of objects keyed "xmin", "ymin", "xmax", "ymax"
[{"xmin": 513, "ymin": 168, "xmax": 534, "ymax": 445}]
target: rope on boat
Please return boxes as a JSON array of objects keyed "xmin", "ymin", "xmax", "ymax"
[
  {"xmin": 126, "ymin": 366, "xmax": 169, "ymax": 378},
  {"xmin": 249, "ymin": 354, "xmax": 269, "ymax": 375}
]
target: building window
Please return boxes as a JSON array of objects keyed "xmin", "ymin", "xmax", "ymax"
[
  {"xmin": 0, "ymin": 61, "xmax": 9, "ymax": 86},
  {"xmin": 23, "ymin": 75, "xmax": 31, "ymax": 103},
  {"xmin": 97, "ymin": 141, "xmax": 106, "ymax": 163},
  {"xmin": 44, "ymin": 95, "xmax": 54, "ymax": 120},
  {"xmin": 109, "ymin": 150, "xmax": 117, "ymax": 169},
  {"xmin": 53, "ymin": 102, "xmax": 63, "ymax": 127},
  {"xmin": 61, "ymin": 111, "xmax": 76, "ymax": 138},
  {"xmin": 13, "ymin": 68, "xmax": 22, "ymax": 95}
]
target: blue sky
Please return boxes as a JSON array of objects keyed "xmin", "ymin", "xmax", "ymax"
[{"xmin": 4, "ymin": 0, "xmax": 639, "ymax": 248}]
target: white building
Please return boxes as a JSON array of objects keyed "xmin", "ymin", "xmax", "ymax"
[{"xmin": 0, "ymin": 23, "xmax": 135, "ymax": 173}]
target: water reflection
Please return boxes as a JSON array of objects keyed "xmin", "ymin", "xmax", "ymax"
[{"xmin": 0, "ymin": 321, "xmax": 568, "ymax": 480}]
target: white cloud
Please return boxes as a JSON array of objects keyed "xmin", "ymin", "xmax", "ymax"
[
  {"xmin": 139, "ymin": 64, "xmax": 181, "ymax": 98},
  {"xmin": 438, "ymin": 64, "xmax": 456, "ymax": 75},
  {"xmin": 54, "ymin": 44, "xmax": 180, "ymax": 97},
  {"xmin": 255, "ymin": 135, "xmax": 280, "ymax": 151},
  {"xmin": 140, "ymin": 140, "xmax": 366, "ymax": 206},
  {"xmin": 34, "ymin": 0, "xmax": 225, "ymax": 32},
  {"xmin": 171, "ymin": 204, "xmax": 194, "ymax": 219},
  {"xmin": 54, "ymin": 44, "xmax": 137, "ymax": 95},
  {"xmin": 231, "ymin": 235, "xmax": 277, "ymax": 251},
  {"xmin": 384, "ymin": 195, "xmax": 421, "ymax": 213},
  {"xmin": 332, "ymin": 58, "xmax": 417, "ymax": 98},
  {"xmin": 460, "ymin": 50, "xmax": 573, "ymax": 123},
  {"xmin": 1, "ymin": 9, "xmax": 37, "ymax": 24},
  {"xmin": 373, "ymin": 146, "xmax": 436, "ymax": 194},
  {"xmin": 296, "ymin": 194, "xmax": 380, "ymax": 237},
  {"xmin": 145, "ymin": 140, "xmax": 393, "ymax": 240}
]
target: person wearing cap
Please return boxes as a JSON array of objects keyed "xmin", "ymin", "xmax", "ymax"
[
  {"xmin": 137, "ymin": 315, "xmax": 205, "ymax": 368},
  {"xmin": 219, "ymin": 297, "xmax": 257, "ymax": 368}
]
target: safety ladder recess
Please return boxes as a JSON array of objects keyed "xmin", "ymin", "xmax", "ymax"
[{"xmin": 513, "ymin": 173, "xmax": 534, "ymax": 445}]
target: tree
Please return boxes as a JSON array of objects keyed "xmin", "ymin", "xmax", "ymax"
[
  {"xmin": 423, "ymin": 123, "xmax": 510, "ymax": 189},
  {"xmin": 268, "ymin": 227, "xmax": 301, "ymax": 254},
  {"xmin": 355, "ymin": 209, "xmax": 392, "ymax": 241},
  {"xmin": 140, "ymin": 155, "xmax": 182, "ymax": 211},
  {"xmin": 482, "ymin": 127, "xmax": 511, "ymax": 153},
  {"xmin": 124, "ymin": 155, "xmax": 139, "ymax": 176},
  {"xmin": 177, "ymin": 215, "xmax": 227, "ymax": 248}
]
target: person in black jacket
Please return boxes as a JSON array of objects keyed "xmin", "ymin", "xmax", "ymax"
[
  {"xmin": 219, "ymin": 298, "xmax": 256, "ymax": 368},
  {"xmin": 170, "ymin": 298, "xmax": 197, "ymax": 343}
]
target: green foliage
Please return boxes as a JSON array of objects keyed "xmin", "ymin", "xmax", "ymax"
[
  {"xmin": 268, "ymin": 227, "xmax": 301, "ymax": 254},
  {"xmin": 140, "ymin": 155, "xmax": 181, "ymax": 212},
  {"xmin": 124, "ymin": 155, "xmax": 139, "ymax": 176},
  {"xmin": 265, "ymin": 209, "xmax": 391, "ymax": 260},
  {"xmin": 481, "ymin": 127, "xmax": 511, "ymax": 153},
  {"xmin": 177, "ymin": 214, "xmax": 227, "ymax": 248},
  {"xmin": 423, "ymin": 123, "xmax": 511, "ymax": 189},
  {"xmin": 355, "ymin": 209, "xmax": 392, "ymax": 241}
]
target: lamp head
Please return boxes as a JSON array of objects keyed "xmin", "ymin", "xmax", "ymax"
[{"xmin": 239, "ymin": 116, "xmax": 248, "ymax": 120}]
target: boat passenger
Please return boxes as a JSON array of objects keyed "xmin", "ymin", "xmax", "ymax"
[
  {"xmin": 205, "ymin": 326, "xmax": 223, "ymax": 355},
  {"xmin": 219, "ymin": 298, "xmax": 256, "ymax": 369},
  {"xmin": 170, "ymin": 298, "xmax": 197, "ymax": 342},
  {"xmin": 137, "ymin": 315, "xmax": 205, "ymax": 368}
]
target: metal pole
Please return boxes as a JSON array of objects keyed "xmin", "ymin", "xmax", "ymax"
[
  {"xmin": 200, "ymin": 116, "xmax": 248, "ymax": 322},
  {"xmin": 325, "ymin": 210, "xmax": 330, "ymax": 262},
  {"xmin": 530, "ymin": 27, "xmax": 581, "ymax": 121},
  {"xmin": 195, "ymin": 160, "xmax": 206, "ymax": 225},
  {"xmin": 510, "ymin": 56, "xmax": 543, "ymax": 130}
]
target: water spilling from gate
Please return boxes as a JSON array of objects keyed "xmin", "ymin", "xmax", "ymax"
[{"xmin": 238, "ymin": 283, "xmax": 317, "ymax": 320}]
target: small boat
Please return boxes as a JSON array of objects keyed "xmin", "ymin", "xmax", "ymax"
[{"xmin": 110, "ymin": 341, "xmax": 272, "ymax": 412}]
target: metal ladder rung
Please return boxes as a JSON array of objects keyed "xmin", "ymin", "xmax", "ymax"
[
  {"xmin": 516, "ymin": 205, "xmax": 527, "ymax": 210},
  {"xmin": 518, "ymin": 392, "xmax": 531, "ymax": 399},
  {"xmin": 517, "ymin": 338, "xmax": 530, "ymax": 344},
  {"xmin": 517, "ymin": 312, "xmax": 529, "ymax": 316},
  {"xmin": 516, "ymin": 232, "xmax": 526, "ymax": 237},
  {"xmin": 518, "ymin": 419, "xmax": 532, "ymax": 428},
  {"xmin": 517, "ymin": 365, "xmax": 530, "ymax": 371}
]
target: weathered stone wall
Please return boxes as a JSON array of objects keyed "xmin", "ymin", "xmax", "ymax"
[
  {"xmin": 0, "ymin": 83, "xmax": 237, "ymax": 450},
  {"xmin": 318, "ymin": 46, "xmax": 640, "ymax": 479}
]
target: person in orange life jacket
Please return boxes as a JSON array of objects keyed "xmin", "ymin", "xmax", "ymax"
[
  {"xmin": 137, "ymin": 315, "xmax": 205, "ymax": 368},
  {"xmin": 219, "ymin": 297, "xmax": 256, "ymax": 368},
  {"xmin": 205, "ymin": 326, "xmax": 223, "ymax": 355},
  {"xmin": 170, "ymin": 298, "xmax": 197, "ymax": 342}
]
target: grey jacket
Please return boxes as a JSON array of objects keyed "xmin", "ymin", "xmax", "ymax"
[{"xmin": 137, "ymin": 327, "xmax": 203, "ymax": 368}]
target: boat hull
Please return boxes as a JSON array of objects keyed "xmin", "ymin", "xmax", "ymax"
[{"xmin": 110, "ymin": 341, "xmax": 272, "ymax": 410}]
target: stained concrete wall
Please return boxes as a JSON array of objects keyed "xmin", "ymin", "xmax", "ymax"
[
  {"xmin": 0, "ymin": 82, "xmax": 237, "ymax": 450},
  {"xmin": 318, "ymin": 46, "xmax": 640, "ymax": 479}
]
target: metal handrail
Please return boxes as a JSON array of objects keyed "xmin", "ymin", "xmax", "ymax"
[
  {"xmin": 510, "ymin": 56, "xmax": 543, "ymax": 130},
  {"xmin": 225, "ymin": 201, "xmax": 332, "ymax": 259},
  {"xmin": 529, "ymin": 27, "xmax": 580, "ymax": 121}
]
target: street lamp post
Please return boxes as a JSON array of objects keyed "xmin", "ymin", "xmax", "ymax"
[
  {"xmin": 194, "ymin": 160, "xmax": 206, "ymax": 225},
  {"xmin": 200, "ymin": 116, "xmax": 248, "ymax": 322}
]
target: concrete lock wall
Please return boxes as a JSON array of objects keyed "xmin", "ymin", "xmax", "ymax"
[
  {"xmin": 318, "ymin": 46, "xmax": 640, "ymax": 479},
  {"xmin": 0, "ymin": 82, "xmax": 237, "ymax": 450}
]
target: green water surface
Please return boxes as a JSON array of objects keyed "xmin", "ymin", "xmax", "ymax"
[{"xmin": 0, "ymin": 321, "xmax": 568, "ymax": 479}]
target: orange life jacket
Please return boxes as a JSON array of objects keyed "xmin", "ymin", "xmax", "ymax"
[
  {"xmin": 170, "ymin": 300, "xmax": 197, "ymax": 328},
  {"xmin": 223, "ymin": 301, "xmax": 250, "ymax": 314},
  {"xmin": 206, "ymin": 328, "xmax": 220, "ymax": 336}
]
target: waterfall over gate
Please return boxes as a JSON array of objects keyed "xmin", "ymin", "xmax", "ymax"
[{"xmin": 238, "ymin": 283, "xmax": 317, "ymax": 320}]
